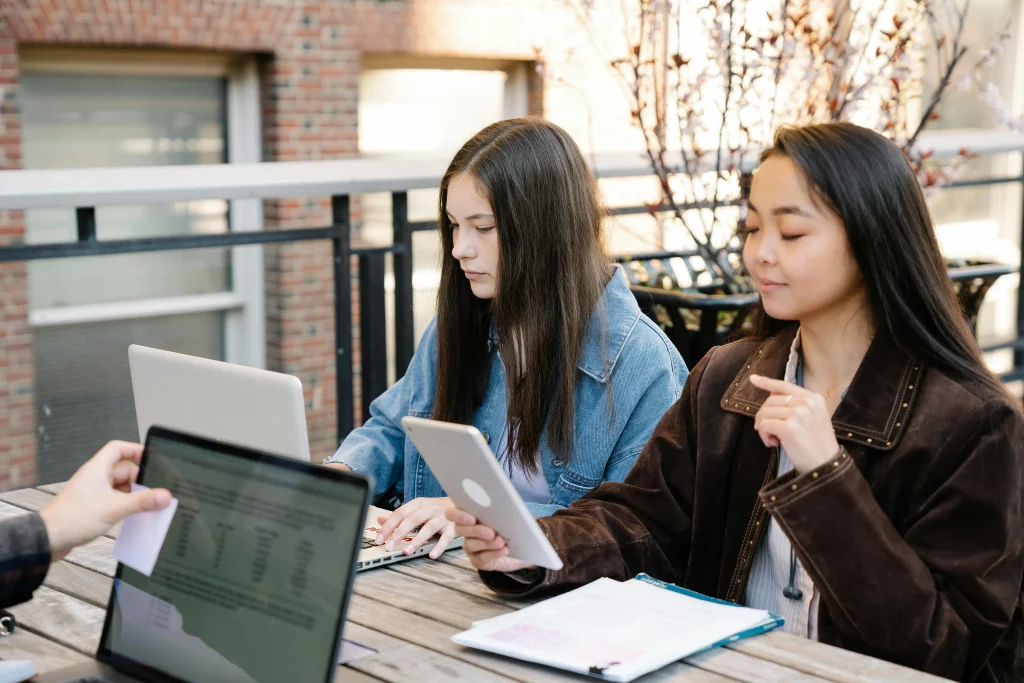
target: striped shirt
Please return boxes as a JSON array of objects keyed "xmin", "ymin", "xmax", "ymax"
[
  {"xmin": 744, "ymin": 329, "xmax": 821, "ymax": 639},
  {"xmin": 0, "ymin": 512, "xmax": 51, "ymax": 609}
]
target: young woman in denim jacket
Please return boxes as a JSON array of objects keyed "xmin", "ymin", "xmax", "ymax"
[{"xmin": 325, "ymin": 118, "xmax": 687, "ymax": 560}]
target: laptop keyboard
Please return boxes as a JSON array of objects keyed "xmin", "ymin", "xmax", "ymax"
[{"xmin": 362, "ymin": 529, "xmax": 424, "ymax": 551}]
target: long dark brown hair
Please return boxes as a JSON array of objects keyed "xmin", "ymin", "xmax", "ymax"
[
  {"xmin": 432, "ymin": 118, "xmax": 610, "ymax": 474},
  {"xmin": 748, "ymin": 122, "xmax": 1004, "ymax": 396}
]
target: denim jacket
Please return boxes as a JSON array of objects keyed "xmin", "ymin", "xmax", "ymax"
[{"xmin": 328, "ymin": 267, "xmax": 688, "ymax": 517}]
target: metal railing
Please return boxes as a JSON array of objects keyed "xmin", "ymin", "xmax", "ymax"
[{"xmin": 0, "ymin": 128, "xmax": 1022, "ymax": 444}]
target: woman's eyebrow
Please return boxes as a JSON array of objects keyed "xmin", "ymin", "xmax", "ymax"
[
  {"xmin": 445, "ymin": 212, "xmax": 494, "ymax": 220},
  {"xmin": 747, "ymin": 201, "xmax": 812, "ymax": 218}
]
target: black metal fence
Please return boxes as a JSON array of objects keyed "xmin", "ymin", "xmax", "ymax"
[{"xmin": 1, "ymin": 165, "xmax": 1022, "ymax": 447}]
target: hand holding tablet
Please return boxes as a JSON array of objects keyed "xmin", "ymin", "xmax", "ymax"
[{"xmin": 400, "ymin": 416, "xmax": 563, "ymax": 570}]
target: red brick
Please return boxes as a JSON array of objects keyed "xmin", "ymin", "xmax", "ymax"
[{"xmin": 0, "ymin": 0, "xmax": 566, "ymax": 466}]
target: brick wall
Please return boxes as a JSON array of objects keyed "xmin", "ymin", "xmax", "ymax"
[
  {"xmin": 0, "ymin": 0, "xmax": 634, "ymax": 474},
  {"xmin": 0, "ymin": 14, "xmax": 34, "ymax": 489}
]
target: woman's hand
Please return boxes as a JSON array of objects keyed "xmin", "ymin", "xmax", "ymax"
[
  {"xmin": 749, "ymin": 374, "xmax": 841, "ymax": 473},
  {"xmin": 445, "ymin": 508, "xmax": 536, "ymax": 573},
  {"xmin": 375, "ymin": 496, "xmax": 458, "ymax": 559}
]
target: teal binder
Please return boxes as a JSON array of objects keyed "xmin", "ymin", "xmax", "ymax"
[{"xmin": 632, "ymin": 573, "xmax": 785, "ymax": 650}]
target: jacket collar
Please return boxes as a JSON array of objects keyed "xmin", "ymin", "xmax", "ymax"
[
  {"xmin": 720, "ymin": 324, "xmax": 925, "ymax": 452},
  {"xmin": 487, "ymin": 265, "xmax": 640, "ymax": 384}
]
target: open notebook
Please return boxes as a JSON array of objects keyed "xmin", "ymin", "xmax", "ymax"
[{"xmin": 453, "ymin": 574, "xmax": 783, "ymax": 682}]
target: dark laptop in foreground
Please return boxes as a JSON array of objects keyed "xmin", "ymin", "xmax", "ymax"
[{"xmin": 37, "ymin": 426, "xmax": 371, "ymax": 683}]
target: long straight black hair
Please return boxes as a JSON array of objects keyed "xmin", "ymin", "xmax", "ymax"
[
  {"xmin": 432, "ymin": 118, "xmax": 610, "ymax": 474},
  {"xmin": 749, "ymin": 122, "xmax": 1004, "ymax": 396}
]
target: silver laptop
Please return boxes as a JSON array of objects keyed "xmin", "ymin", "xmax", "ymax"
[
  {"xmin": 129, "ymin": 345, "xmax": 460, "ymax": 569},
  {"xmin": 36, "ymin": 426, "xmax": 370, "ymax": 683},
  {"xmin": 129, "ymin": 345, "xmax": 311, "ymax": 461}
]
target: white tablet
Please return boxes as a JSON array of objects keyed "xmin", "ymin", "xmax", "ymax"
[{"xmin": 400, "ymin": 416, "xmax": 564, "ymax": 570}]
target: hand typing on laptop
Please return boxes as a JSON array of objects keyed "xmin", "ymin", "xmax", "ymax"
[
  {"xmin": 324, "ymin": 464, "xmax": 458, "ymax": 559},
  {"xmin": 374, "ymin": 496, "xmax": 457, "ymax": 560},
  {"xmin": 323, "ymin": 463, "xmax": 465, "ymax": 567}
]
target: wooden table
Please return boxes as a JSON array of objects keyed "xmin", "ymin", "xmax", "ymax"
[{"xmin": 0, "ymin": 484, "xmax": 951, "ymax": 683}]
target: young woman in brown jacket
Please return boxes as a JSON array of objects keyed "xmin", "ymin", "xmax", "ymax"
[{"xmin": 447, "ymin": 122, "xmax": 1024, "ymax": 682}]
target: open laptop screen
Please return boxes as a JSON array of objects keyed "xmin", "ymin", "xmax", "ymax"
[{"xmin": 97, "ymin": 427, "xmax": 368, "ymax": 683}]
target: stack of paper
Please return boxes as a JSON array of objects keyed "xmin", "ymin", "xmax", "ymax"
[{"xmin": 452, "ymin": 575, "xmax": 782, "ymax": 682}]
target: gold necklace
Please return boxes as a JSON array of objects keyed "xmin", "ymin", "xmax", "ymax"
[{"xmin": 823, "ymin": 377, "xmax": 854, "ymax": 399}]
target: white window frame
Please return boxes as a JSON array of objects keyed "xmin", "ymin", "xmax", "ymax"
[{"xmin": 20, "ymin": 48, "xmax": 266, "ymax": 369}]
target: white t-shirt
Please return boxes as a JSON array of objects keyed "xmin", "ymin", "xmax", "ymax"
[
  {"xmin": 493, "ymin": 424, "xmax": 552, "ymax": 504},
  {"xmin": 492, "ymin": 339, "xmax": 552, "ymax": 504}
]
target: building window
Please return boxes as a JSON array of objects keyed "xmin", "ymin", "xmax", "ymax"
[{"xmin": 19, "ymin": 50, "xmax": 261, "ymax": 483}]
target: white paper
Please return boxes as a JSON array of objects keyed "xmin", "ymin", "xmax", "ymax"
[
  {"xmin": 0, "ymin": 660, "xmax": 36, "ymax": 683},
  {"xmin": 112, "ymin": 483, "xmax": 179, "ymax": 576},
  {"xmin": 338, "ymin": 639, "xmax": 378, "ymax": 664},
  {"xmin": 453, "ymin": 578, "xmax": 775, "ymax": 682}
]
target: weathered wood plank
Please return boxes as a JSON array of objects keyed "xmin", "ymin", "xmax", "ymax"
[
  {"xmin": 435, "ymin": 550, "xmax": 478, "ymax": 573},
  {"xmin": 7, "ymin": 585, "xmax": 105, "ymax": 656},
  {"xmin": 348, "ymin": 642, "xmax": 517, "ymax": 683},
  {"xmin": 44, "ymin": 561, "xmax": 114, "ymax": 608},
  {"xmin": 0, "ymin": 488, "xmax": 55, "ymax": 513},
  {"xmin": 64, "ymin": 536, "xmax": 117, "ymax": 577},
  {"xmin": 727, "ymin": 632, "xmax": 951, "ymax": 683},
  {"xmin": 387, "ymin": 558, "xmax": 537, "ymax": 608},
  {"xmin": 686, "ymin": 647, "xmax": 830, "ymax": 683},
  {"xmin": 341, "ymin": 621, "xmax": 518, "ymax": 683},
  {"xmin": 0, "ymin": 625, "xmax": 90, "ymax": 674},
  {"xmin": 343, "ymin": 622, "xmax": 410, "ymax": 653},
  {"xmin": 345, "ymin": 593, "xmax": 737, "ymax": 683},
  {"xmin": 334, "ymin": 668, "xmax": 387, "ymax": 682},
  {"xmin": 0, "ymin": 500, "xmax": 31, "ymax": 522},
  {"xmin": 347, "ymin": 594, "xmax": 583, "ymax": 683},
  {"xmin": 354, "ymin": 568, "xmax": 511, "ymax": 630},
  {"xmin": 636, "ymin": 666, "xmax": 741, "ymax": 682}
]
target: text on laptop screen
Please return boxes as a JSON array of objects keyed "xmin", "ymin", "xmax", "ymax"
[{"xmin": 101, "ymin": 432, "xmax": 364, "ymax": 683}]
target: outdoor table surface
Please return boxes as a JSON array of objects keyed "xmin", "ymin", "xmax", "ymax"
[{"xmin": 0, "ymin": 483, "xmax": 952, "ymax": 682}]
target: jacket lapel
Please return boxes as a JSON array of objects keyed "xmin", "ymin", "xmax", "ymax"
[{"xmin": 720, "ymin": 327, "xmax": 924, "ymax": 452}]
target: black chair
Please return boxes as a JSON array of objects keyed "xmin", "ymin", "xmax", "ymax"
[
  {"xmin": 631, "ymin": 260, "xmax": 1016, "ymax": 369},
  {"xmin": 630, "ymin": 284, "xmax": 759, "ymax": 369},
  {"xmin": 947, "ymin": 261, "xmax": 1017, "ymax": 335}
]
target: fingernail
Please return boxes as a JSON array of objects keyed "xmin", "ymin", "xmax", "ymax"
[
  {"xmin": 385, "ymin": 540, "xmax": 395, "ymax": 551},
  {"xmin": 375, "ymin": 534, "xmax": 383, "ymax": 544},
  {"xmin": 404, "ymin": 545, "xmax": 414, "ymax": 554}
]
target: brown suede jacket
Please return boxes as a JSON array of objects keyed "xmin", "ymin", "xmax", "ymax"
[{"xmin": 482, "ymin": 326, "xmax": 1024, "ymax": 682}]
